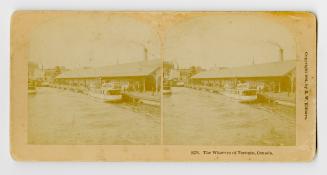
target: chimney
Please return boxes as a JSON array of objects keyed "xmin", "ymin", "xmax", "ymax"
[
  {"xmin": 279, "ymin": 48, "xmax": 284, "ymax": 62},
  {"xmin": 144, "ymin": 47, "xmax": 148, "ymax": 61}
]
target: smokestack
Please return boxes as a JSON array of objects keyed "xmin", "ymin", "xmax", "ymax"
[
  {"xmin": 144, "ymin": 47, "xmax": 148, "ymax": 61},
  {"xmin": 279, "ymin": 48, "xmax": 284, "ymax": 62}
]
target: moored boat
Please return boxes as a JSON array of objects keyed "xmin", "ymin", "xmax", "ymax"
[
  {"xmin": 88, "ymin": 82, "xmax": 122, "ymax": 102},
  {"xmin": 222, "ymin": 88, "xmax": 257, "ymax": 103},
  {"xmin": 235, "ymin": 89, "xmax": 257, "ymax": 102}
]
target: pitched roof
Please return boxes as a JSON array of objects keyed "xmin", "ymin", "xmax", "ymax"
[
  {"xmin": 192, "ymin": 60, "xmax": 296, "ymax": 79},
  {"xmin": 56, "ymin": 59, "xmax": 161, "ymax": 79}
]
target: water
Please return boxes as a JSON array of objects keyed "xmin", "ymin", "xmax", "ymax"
[
  {"xmin": 28, "ymin": 87, "xmax": 160, "ymax": 145},
  {"xmin": 163, "ymin": 87, "xmax": 295, "ymax": 146},
  {"xmin": 28, "ymin": 87, "xmax": 295, "ymax": 146}
]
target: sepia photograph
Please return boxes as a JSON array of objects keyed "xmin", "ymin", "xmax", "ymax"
[
  {"xmin": 163, "ymin": 14, "xmax": 296, "ymax": 146},
  {"xmin": 10, "ymin": 11, "xmax": 316, "ymax": 161}
]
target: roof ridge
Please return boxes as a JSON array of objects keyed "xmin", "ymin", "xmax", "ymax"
[
  {"xmin": 226, "ymin": 59, "xmax": 297, "ymax": 69},
  {"xmin": 192, "ymin": 60, "xmax": 296, "ymax": 79},
  {"xmin": 56, "ymin": 59, "xmax": 161, "ymax": 79}
]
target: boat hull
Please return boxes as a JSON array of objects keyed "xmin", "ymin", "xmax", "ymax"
[
  {"xmin": 88, "ymin": 91, "xmax": 122, "ymax": 102},
  {"xmin": 237, "ymin": 95, "xmax": 257, "ymax": 103},
  {"xmin": 222, "ymin": 92, "xmax": 257, "ymax": 103}
]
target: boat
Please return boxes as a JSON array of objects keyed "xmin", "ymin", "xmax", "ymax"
[
  {"xmin": 221, "ymin": 82, "xmax": 258, "ymax": 103},
  {"xmin": 88, "ymin": 82, "xmax": 122, "ymax": 102},
  {"xmin": 222, "ymin": 88, "xmax": 257, "ymax": 103},
  {"xmin": 235, "ymin": 88, "xmax": 258, "ymax": 102}
]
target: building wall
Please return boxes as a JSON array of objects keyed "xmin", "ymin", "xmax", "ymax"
[
  {"xmin": 55, "ymin": 68, "xmax": 162, "ymax": 93},
  {"xmin": 191, "ymin": 75, "xmax": 295, "ymax": 93}
]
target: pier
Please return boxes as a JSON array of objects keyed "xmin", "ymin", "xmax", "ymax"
[
  {"xmin": 122, "ymin": 91, "xmax": 160, "ymax": 107},
  {"xmin": 186, "ymin": 84, "xmax": 295, "ymax": 107},
  {"xmin": 257, "ymin": 92, "xmax": 296, "ymax": 107}
]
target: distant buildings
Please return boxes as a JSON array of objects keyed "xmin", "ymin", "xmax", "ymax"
[
  {"xmin": 44, "ymin": 66, "xmax": 68, "ymax": 83},
  {"xmin": 28, "ymin": 62, "xmax": 68, "ymax": 87},
  {"xmin": 167, "ymin": 68, "xmax": 196, "ymax": 85},
  {"xmin": 163, "ymin": 62, "xmax": 205, "ymax": 86},
  {"xmin": 28, "ymin": 62, "xmax": 44, "ymax": 81}
]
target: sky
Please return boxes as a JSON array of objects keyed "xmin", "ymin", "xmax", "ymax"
[
  {"xmin": 164, "ymin": 14, "xmax": 296, "ymax": 69},
  {"xmin": 28, "ymin": 13, "xmax": 296, "ymax": 70},
  {"xmin": 29, "ymin": 15, "xmax": 160, "ymax": 69}
]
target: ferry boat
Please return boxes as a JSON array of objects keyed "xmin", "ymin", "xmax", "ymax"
[
  {"xmin": 235, "ymin": 88, "xmax": 257, "ymax": 102},
  {"xmin": 222, "ymin": 88, "xmax": 257, "ymax": 103},
  {"xmin": 222, "ymin": 83, "xmax": 257, "ymax": 103},
  {"xmin": 88, "ymin": 82, "xmax": 122, "ymax": 102}
]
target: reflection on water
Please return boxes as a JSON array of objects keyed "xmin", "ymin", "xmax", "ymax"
[
  {"xmin": 29, "ymin": 87, "xmax": 296, "ymax": 146},
  {"xmin": 28, "ymin": 87, "xmax": 160, "ymax": 145},
  {"xmin": 163, "ymin": 87, "xmax": 295, "ymax": 146}
]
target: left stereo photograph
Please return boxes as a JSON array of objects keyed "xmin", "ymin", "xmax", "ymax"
[{"xmin": 11, "ymin": 11, "xmax": 162, "ymax": 147}]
